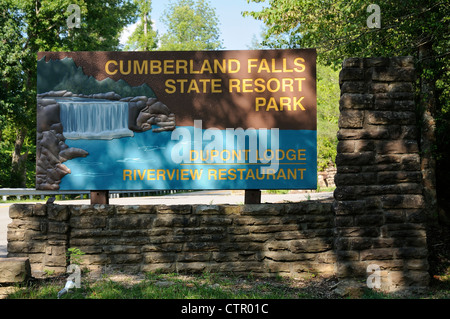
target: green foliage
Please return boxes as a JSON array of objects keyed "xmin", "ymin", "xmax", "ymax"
[
  {"xmin": 17, "ymin": 0, "xmax": 138, "ymax": 52},
  {"xmin": 66, "ymin": 247, "xmax": 85, "ymax": 266},
  {"xmin": 124, "ymin": 0, "xmax": 158, "ymax": 51},
  {"xmin": 316, "ymin": 64, "xmax": 340, "ymax": 171},
  {"xmin": 244, "ymin": 0, "xmax": 449, "ymax": 64},
  {"xmin": 159, "ymin": 0, "xmax": 223, "ymax": 50},
  {"xmin": 0, "ymin": 0, "xmax": 139, "ymax": 187}
]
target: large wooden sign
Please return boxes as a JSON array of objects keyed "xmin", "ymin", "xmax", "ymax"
[{"xmin": 36, "ymin": 49, "xmax": 317, "ymax": 191}]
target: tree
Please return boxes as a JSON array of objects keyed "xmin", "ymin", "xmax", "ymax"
[
  {"xmin": 245, "ymin": 0, "xmax": 450, "ymax": 220},
  {"xmin": 0, "ymin": 0, "xmax": 138, "ymax": 187},
  {"xmin": 244, "ymin": 1, "xmax": 448, "ymax": 63},
  {"xmin": 0, "ymin": 0, "xmax": 35, "ymax": 187},
  {"xmin": 124, "ymin": 0, "xmax": 158, "ymax": 51},
  {"xmin": 159, "ymin": 0, "xmax": 223, "ymax": 51}
]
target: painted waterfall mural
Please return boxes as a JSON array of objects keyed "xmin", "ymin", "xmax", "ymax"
[
  {"xmin": 57, "ymin": 97, "xmax": 134, "ymax": 140},
  {"xmin": 36, "ymin": 57, "xmax": 177, "ymax": 190}
]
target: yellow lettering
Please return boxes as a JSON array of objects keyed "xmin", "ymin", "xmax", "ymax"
[
  {"xmin": 294, "ymin": 57, "xmax": 306, "ymax": 72},
  {"xmin": 105, "ymin": 60, "xmax": 118, "ymax": 75},
  {"xmin": 164, "ymin": 60, "xmax": 175, "ymax": 74},
  {"xmin": 178, "ymin": 79, "xmax": 188, "ymax": 93},
  {"xmin": 257, "ymin": 59, "xmax": 270, "ymax": 73},
  {"xmin": 245, "ymin": 169, "xmax": 255, "ymax": 180},
  {"xmin": 228, "ymin": 168, "xmax": 237, "ymax": 180},
  {"xmin": 147, "ymin": 169, "xmax": 155, "ymax": 180},
  {"xmin": 294, "ymin": 78, "xmax": 306, "ymax": 91},
  {"xmin": 255, "ymin": 97, "xmax": 265, "ymax": 111},
  {"xmin": 294, "ymin": 96, "xmax": 305, "ymax": 110},
  {"xmin": 298, "ymin": 149, "xmax": 306, "ymax": 161},
  {"xmin": 134, "ymin": 60, "xmax": 148, "ymax": 75},
  {"xmin": 218, "ymin": 168, "xmax": 227, "ymax": 180},
  {"xmin": 190, "ymin": 60, "xmax": 201, "ymax": 74},
  {"xmin": 248, "ymin": 58, "xmax": 258, "ymax": 73},
  {"xmin": 271, "ymin": 59, "xmax": 282, "ymax": 73},
  {"xmin": 214, "ymin": 59, "xmax": 226, "ymax": 73},
  {"xmin": 190, "ymin": 150, "xmax": 198, "ymax": 161},
  {"xmin": 190, "ymin": 169, "xmax": 203, "ymax": 180},
  {"xmin": 283, "ymin": 58, "xmax": 294, "ymax": 72},
  {"xmin": 137, "ymin": 169, "xmax": 146, "ymax": 180},
  {"xmin": 150, "ymin": 60, "xmax": 162, "ymax": 74},
  {"xmin": 298, "ymin": 168, "xmax": 306, "ymax": 179},
  {"xmin": 229, "ymin": 79, "xmax": 240, "ymax": 93},
  {"xmin": 266, "ymin": 78, "xmax": 280, "ymax": 92},
  {"xmin": 211, "ymin": 79, "xmax": 222, "ymax": 93},
  {"xmin": 157, "ymin": 170, "xmax": 166, "ymax": 180},
  {"xmin": 286, "ymin": 149, "xmax": 296, "ymax": 161},
  {"xmin": 200, "ymin": 60, "xmax": 213, "ymax": 73},
  {"xmin": 254, "ymin": 78, "xmax": 265, "ymax": 93},
  {"xmin": 180, "ymin": 169, "xmax": 189, "ymax": 180},
  {"xmin": 123, "ymin": 169, "xmax": 132, "ymax": 180},
  {"xmin": 187, "ymin": 79, "xmax": 200, "ymax": 93},
  {"xmin": 280, "ymin": 97, "xmax": 291, "ymax": 111},
  {"xmin": 282, "ymin": 78, "xmax": 294, "ymax": 92},
  {"xmin": 165, "ymin": 79, "xmax": 176, "ymax": 94},
  {"xmin": 228, "ymin": 59, "xmax": 240, "ymax": 73},
  {"xmin": 176, "ymin": 60, "xmax": 188, "ymax": 74},
  {"xmin": 208, "ymin": 169, "xmax": 217, "ymax": 180},
  {"xmin": 266, "ymin": 97, "xmax": 279, "ymax": 111},
  {"xmin": 277, "ymin": 168, "xmax": 286, "ymax": 180},
  {"xmin": 119, "ymin": 60, "xmax": 131, "ymax": 75},
  {"xmin": 242, "ymin": 79, "xmax": 253, "ymax": 93}
]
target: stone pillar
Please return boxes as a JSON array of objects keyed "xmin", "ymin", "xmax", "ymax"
[
  {"xmin": 334, "ymin": 57, "xmax": 429, "ymax": 293},
  {"xmin": 7, "ymin": 204, "xmax": 70, "ymax": 276}
]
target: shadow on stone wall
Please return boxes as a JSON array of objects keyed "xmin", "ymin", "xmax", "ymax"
[{"xmin": 7, "ymin": 200, "xmax": 336, "ymax": 282}]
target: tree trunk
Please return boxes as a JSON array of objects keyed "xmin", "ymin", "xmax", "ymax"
[
  {"xmin": 144, "ymin": 12, "xmax": 148, "ymax": 50},
  {"xmin": 418, "ymin": 38, "xmax": 438, "ymax": 222},
  {"xmin": 11, "ymin": 128, "xmax": 28, "ymax": 187}
]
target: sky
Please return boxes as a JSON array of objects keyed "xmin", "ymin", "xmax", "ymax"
[{"xmin": 120, "ymin": 0, "xmax": 266, "ymax": 50}]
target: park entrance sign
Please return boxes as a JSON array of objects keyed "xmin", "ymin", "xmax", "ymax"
[{"xmin": 36, "ymin": 49, "xmax": 317, "ymax": 191}]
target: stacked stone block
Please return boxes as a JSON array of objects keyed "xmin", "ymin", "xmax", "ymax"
[
  {"xmin": 334, "ymin": 57, "xmax": 429, "ymax": 292},
  {"xmin": 7, "ymin": 200, "xmax": 335, "ymax": 278},
  {"xmin": 7, "ymin": 204, "xmax": 70, "ymax": 274}
]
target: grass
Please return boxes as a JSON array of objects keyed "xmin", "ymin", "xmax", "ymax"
[
  {"xmin": 5, "ymin": 270, "xmax": 449, "ymax": 300},
  {"xmin": 6, "ymin": 271, "xmax": 333, "ymax": 300}
]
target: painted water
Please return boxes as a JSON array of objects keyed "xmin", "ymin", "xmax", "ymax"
[
  {"xmin": 55, "ymin": 96, "xmax": 316, "ymax": 190},
  {"xmin": 59, "ymin": 127, "xmax": 317, "ymax": 191},
  {"xmin": 56, "ymin": 97, "xmax": 134, "ymax": 140}
]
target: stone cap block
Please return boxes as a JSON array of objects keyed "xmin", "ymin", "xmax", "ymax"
[{"xmin": 0, "ymin": 257, "xmax": 31, "ymax": 284}]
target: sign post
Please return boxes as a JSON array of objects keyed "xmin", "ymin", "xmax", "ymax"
[
  {"xmin": 90, "ymin": 191, "xmax": 109, "ymax": 205},
  {"xmin": 245, "ymin": 190, "xmax": 261, "ymax": 204}
]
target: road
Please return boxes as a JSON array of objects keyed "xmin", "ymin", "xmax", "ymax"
[{"xmin": 0, "ymin": 190, "xmax": 333, "ymax": 258}]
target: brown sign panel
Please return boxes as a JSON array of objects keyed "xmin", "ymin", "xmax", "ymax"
[{"xmin": 37, "ymin": 49, "xmax": 316, "ymax": 130}]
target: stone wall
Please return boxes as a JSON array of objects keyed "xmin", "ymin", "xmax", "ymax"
[
  {"xmin": 334, "ymin": 56, "xmax": 429, "ymax": 292},
  {"xmin": 7, "ymin": 200, "xmax": 335, "ymax": 278},
  {"xmin": 318, "ymin": 164, "xmax": 336, "ymax": 188}
]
